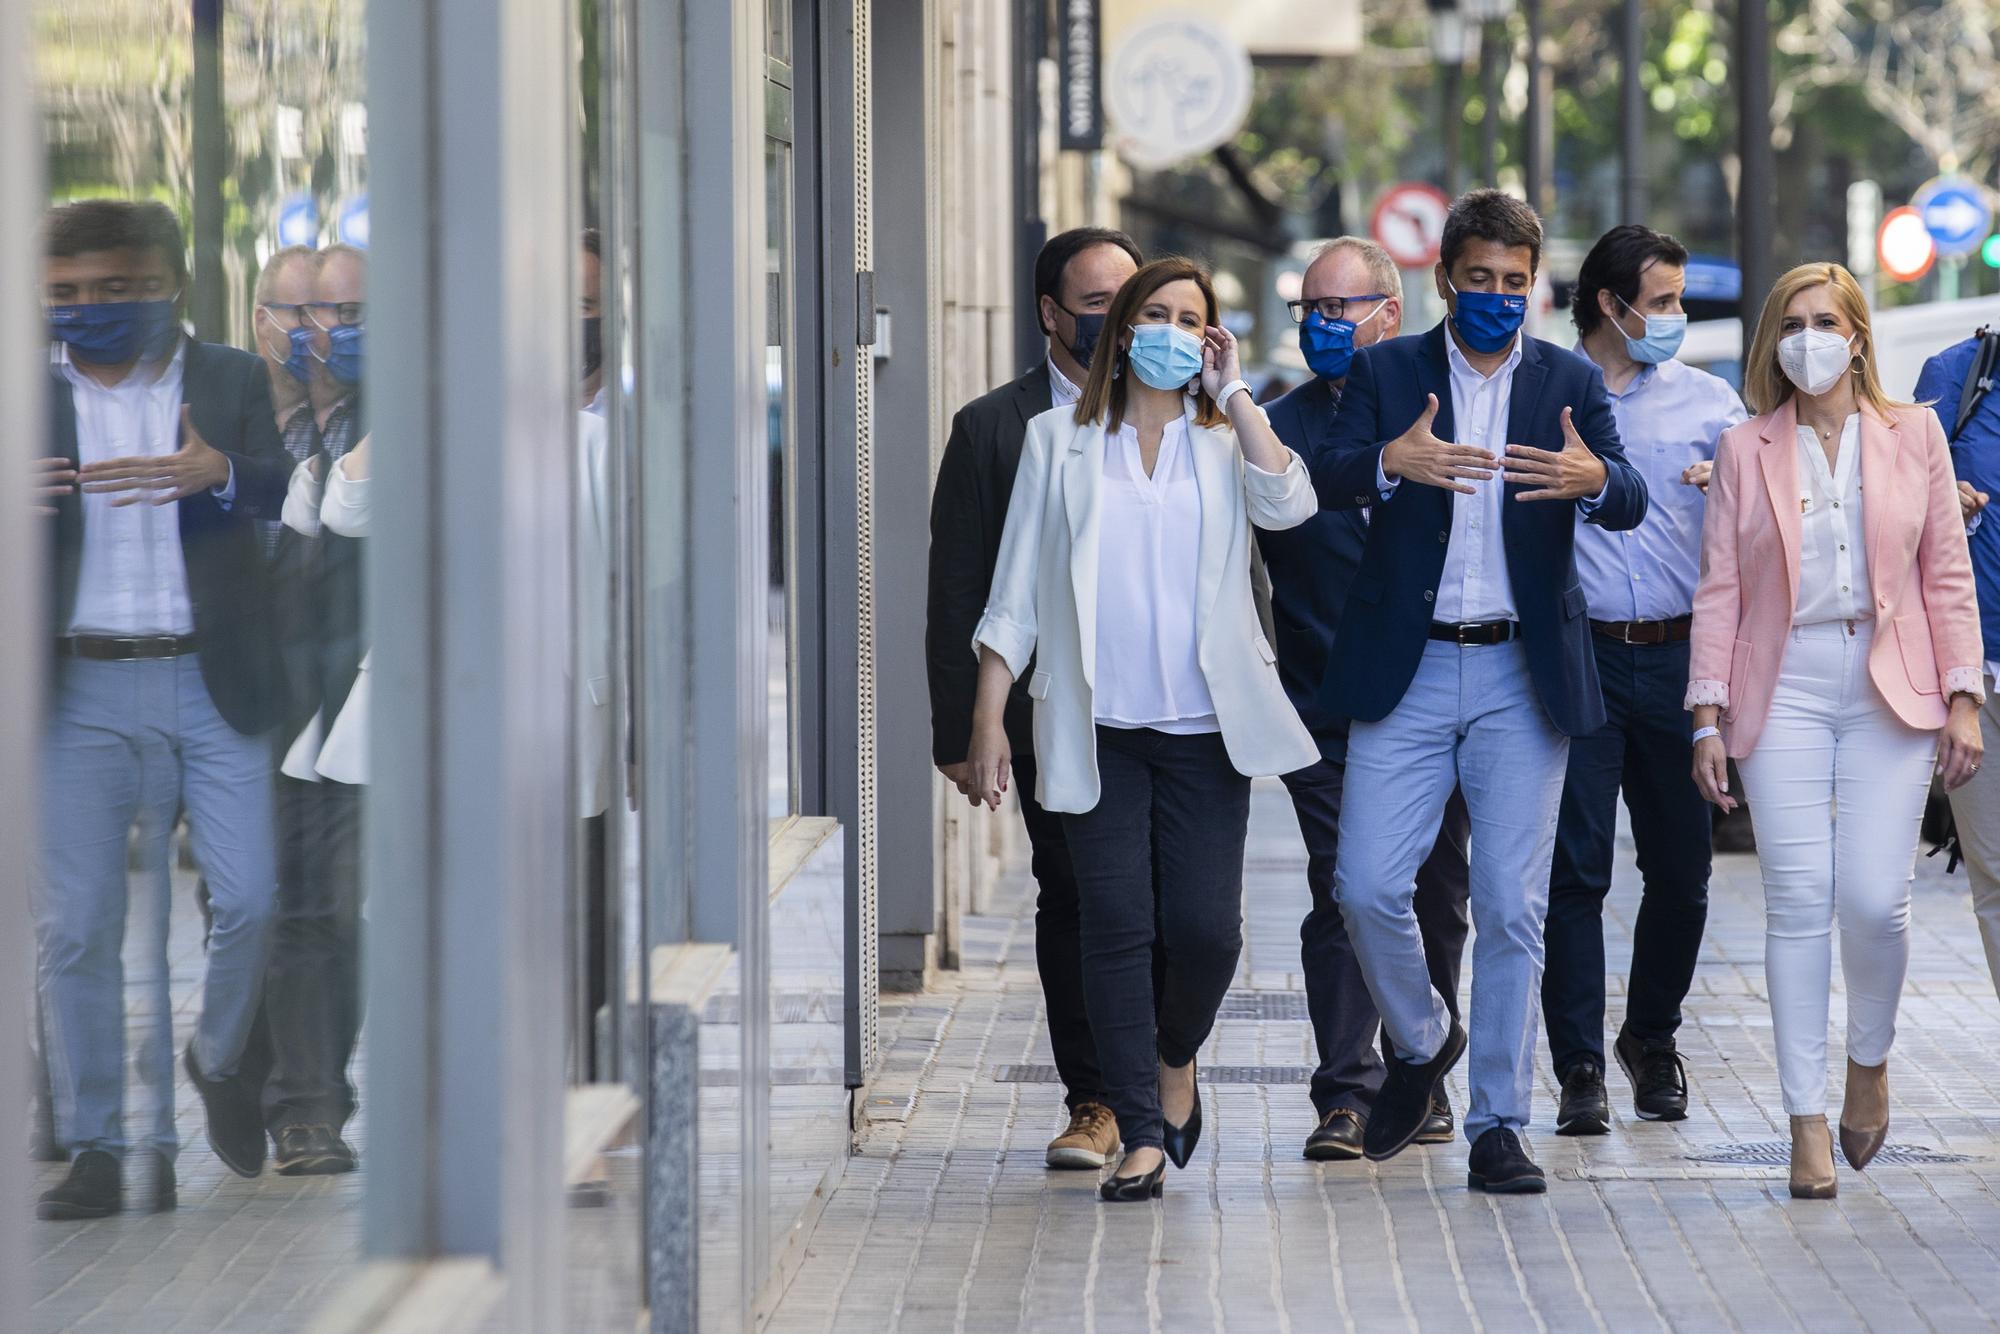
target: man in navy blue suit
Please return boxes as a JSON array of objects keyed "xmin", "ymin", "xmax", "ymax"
[
  {"xmin": 1258, "ymin": 237, "xmax": 1471, "ymax": 1163},
  {"xmin": 1310, "ymin": 190, "xmax": 1647, "ymax": 1192}
]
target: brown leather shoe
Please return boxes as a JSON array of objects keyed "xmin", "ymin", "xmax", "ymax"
[
  {"xmin": 1838, "ymin": 1058, "xmax": 1889, "ymax": 1171},
  {"xmin": 1046, "ymin": 1101, "xmax": 1119, "ymax": 1170},
  {"xmin": 1789, "ymin": 1114, "xmax": 1837, "ymax": 1199}
]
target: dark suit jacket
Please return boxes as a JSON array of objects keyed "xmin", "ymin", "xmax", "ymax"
[
  {"xmin": 926, "ymin": 364, "xmax": 1053, "ymax": 764},
  {"xmin": 1309, "ymin": 323, "xmax": 1648, "ymax": 738},
  {"xmin": 1256, "ymin": 376, "xmax": 1368, "ymax": 757},
  {"xmin": 47, "ymin": 337, "xmax": 292, "ymax": 736}
]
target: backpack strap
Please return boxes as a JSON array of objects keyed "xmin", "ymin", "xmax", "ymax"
[{"xmin": 1953, "ymin": 325, "xmax": 2000, "ymax": 441}]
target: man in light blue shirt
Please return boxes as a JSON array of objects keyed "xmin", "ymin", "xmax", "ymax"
[{"xmin": 1543, "ymin": 225, "xmax": 1746, "ymax": 1137}]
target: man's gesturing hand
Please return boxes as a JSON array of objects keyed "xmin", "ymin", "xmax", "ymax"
[
  {"xmin": 79, "ymin": 404, "xmax": 231, "ymax": 507},
  {"xmin": 1503, "ymin": 406, "xmax": 1609, "ymax": 502},
  {"xmin": 35, "ymin": 457, "xmax": 77, "ymax": 516},
  {"xmin": 1379, "ymin": 394, "xmax": 1496, "ymax": 496}
]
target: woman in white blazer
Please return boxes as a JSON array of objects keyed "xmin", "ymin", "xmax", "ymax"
[{"xmin": 966, "ymin": 257, "xmax": 1319, "ymax": 1200}]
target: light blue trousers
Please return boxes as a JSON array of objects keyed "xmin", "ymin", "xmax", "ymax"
[
  {"xmin": 35, "ymin": 655, "xmax": 277, "ymax": 1155},
  {"xmin": 1334, "ymin": 639, "xmax": 1570, "ymax": 1142}
]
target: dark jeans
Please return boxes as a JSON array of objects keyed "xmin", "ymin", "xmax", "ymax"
[
  {"xmin": 1061, "ymin": 727, "xmax": 1251, "ymax": 1152},
  {"xmin": 261, "ymin": 776, "xmax": 365, "ymax": 1131},
  {"xmin": 1283, "ymin": 750, "xmax": 1470, "ymax": 1118},
  {"xmin": 1011, "ymin": 752, "xmax": 1106, "ymax": 1110},
  {"xmin": 1543, "ymin": 637, "xmax": 1712, "ymax": 1077}
]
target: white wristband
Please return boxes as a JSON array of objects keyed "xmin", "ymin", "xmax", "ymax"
[
  {"xmin": 1692, "ymin": 726, "xmax": 1720, "ymax": 744},
  {"xmin": 1218, "ymin": 378, "xmax": 1251, "ymax": 408}
]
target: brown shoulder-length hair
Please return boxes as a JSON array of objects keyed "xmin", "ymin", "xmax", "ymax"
[
  {"xmin": 1741, "ymin": 262, "xmax": 1912, "ymax": 418},
  {"xmin": 1073, "ymin": 256, "xmax": 1227, "ymax": 432}
]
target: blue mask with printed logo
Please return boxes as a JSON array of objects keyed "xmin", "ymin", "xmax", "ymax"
[
  {"xmin": 281, "ymin": 325, "xmax": 317, "ymax": 383},
  {"xmin": 47, "ymin": 299, "xmax": 178, "ymax": 367},
  {"xmin": 323, "ymin": 323, "xmax": 364, "ymax": 386},
  {"xmin": 1445, "ymin": 279, "xmax": 1527, "ymax": 354}
]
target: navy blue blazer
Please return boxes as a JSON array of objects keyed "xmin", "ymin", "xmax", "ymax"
[
  {"xmin": 1256, "ymin": 376, "xmax": 1368, "ymax": 756},
  {"xmin": 1308, "ymin": 322, "xmax": 1647, "ymax": 738}
]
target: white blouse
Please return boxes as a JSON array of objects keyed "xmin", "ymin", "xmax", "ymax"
[
  {"xmin": 1092, "ymin": 415, "xmax": 1218, "ymax": 734},
  {"xmin": 1793, "ymin": 415, "xmax": 1871, "ymax": 626}
]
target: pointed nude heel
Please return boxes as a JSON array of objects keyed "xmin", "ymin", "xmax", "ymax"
[
  {"xmin": 1838, "ymin": 1058, "xmax": 1890, "ymax": 1171},
  {"xmin": 1789, "ymin": 1115, "xmax": 1838, "ymax": 1199}
]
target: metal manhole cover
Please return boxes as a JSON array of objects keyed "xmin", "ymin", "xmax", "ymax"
[
  {"xmin": 994, "ymin": 1063, "xmax": 1311, "ymax": 1084},
  {"xmin": 1685, "ymin": 1141, "xmax": 1978, "ymax": 1167}
]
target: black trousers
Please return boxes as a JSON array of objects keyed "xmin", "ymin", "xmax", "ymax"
[
  {"xmin": 261, "ymin": 776, "xmax": 365, "ymax": 1131},
  {"xmin": 1010, "ymin": 752, "xmax": 1106, "ymax": 1110},
  {"xmin": 1061, "ymin": 727, "xmax": 1250, "ymax": 1152},
  {"xmin": 1282, "ymin": 749, "xmax": 1470, "ymax": 1119},
  {"xmin": 1542, "ymin": 637, "xmax": 1713, "ymax": 1078}
]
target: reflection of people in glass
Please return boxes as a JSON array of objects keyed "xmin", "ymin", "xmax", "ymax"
[
  {"xmin": 267, "ymin": 243, "xmax": 370, "ymax": 1175},
  {"xmin": 575, "ymin": 231, "xmax": 614, "ymax": 1072},
  {"xmin": 965, "ymin": 258, "xmax": 1320, "ymax": 1200},
  {"xmin": 35, "ymin": 200, "xmax": 291, "ymax": 1219},
  {"xmin": 581, "ymin": 227, "xmax": 605, "ymax": 414}
]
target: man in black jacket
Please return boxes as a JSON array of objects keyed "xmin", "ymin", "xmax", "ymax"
[
  {"xmin": 925, "ymin": 227, "xmax": 1138, "ymax": 1169},
  {"xmin": 34, "ymin": 200, "xmax": 290, "ymax": 1219},
  {"xmin": 1259, "ymin": 238, "xmax": 1472, "ymax": 1163}
]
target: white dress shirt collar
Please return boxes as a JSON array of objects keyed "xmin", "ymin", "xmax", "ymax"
[{"xmin": 1047, "ymin": 356, "xmax": 1082, "ymax": 408}]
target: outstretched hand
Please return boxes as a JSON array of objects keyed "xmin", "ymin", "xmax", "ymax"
[
  {"xmin": 78, "ymin": 405, "xmax": 230, "ymax": 506},
  {"xmin": 1503, "ymin": 406, "xmax": 1608, "ymax": 502},
  {"xmin": 1380, "ymin": 394, "xmax": 1496, "ymax": 495}
]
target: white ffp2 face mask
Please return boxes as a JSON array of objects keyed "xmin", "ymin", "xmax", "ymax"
[{"xmin": 1778, "ymin": 328, "xmax": 1855, "ymax": 397}]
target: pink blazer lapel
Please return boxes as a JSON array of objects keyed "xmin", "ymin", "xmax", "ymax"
[
  {"xmin": 1755, "ymin": 398, "xmax": 1803, "ymax": 614},
  {"xmin": 1858, "ymin": 406, "xmax": 1903, "ymax": 596}
]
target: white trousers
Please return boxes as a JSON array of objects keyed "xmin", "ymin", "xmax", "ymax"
[
  {"xmin": 1946, "ymin": 672, "xmax": 2000, "ymax": 1001},
  {"xmin": 1736, "ymin": 622, "xmax": 1935, "ymax": 1116}
]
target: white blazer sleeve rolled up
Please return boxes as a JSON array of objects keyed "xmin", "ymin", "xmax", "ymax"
[{"xmin": 971, "ymin": 407, "xmax": 1317, "ymax": 813}]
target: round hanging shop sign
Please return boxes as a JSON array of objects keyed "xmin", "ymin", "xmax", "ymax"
[{"xmin": 1104, "ymin": 14, "xmax": 1254, "ymax": 173}]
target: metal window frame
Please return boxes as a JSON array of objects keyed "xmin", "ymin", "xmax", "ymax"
[
  {"xmin": 364, "ymin": 3, "xmax": 575, "ymax": 1325},
  {"xmin": 0, "ymin": 0, "xmax": 40, "ymax": 1303}
]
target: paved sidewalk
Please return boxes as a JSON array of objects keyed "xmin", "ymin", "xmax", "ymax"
[{"xmin": 767, "ymin": 779, "xmax": 2000, "ymax": 1333}]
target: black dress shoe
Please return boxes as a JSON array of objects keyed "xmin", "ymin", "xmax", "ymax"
[
  {"xmin": 1304, "ymin": 1107, "xmax": 1365, "ymax": 1161},
  {"xmin": 37, "ymin": 1150, "xmax": 121, "ymax": 1220},
  {"xmin": 1414, "ymin": 1091, "xmax": 1456, "ymax": 1145},
  {"xmin": 1467, "ymin": 1127, "xmax": 1546, "ymax": 1194},
  {"xmin": 130, "ymin": 1148, "xmax": 177, "ymax": 1213},
  {"xmin": 275, "ymin": 1124, "xmax": 357, "ymax": 1176},
  {"xmin": 1161, "ymin": 1058, "xmax": 1202, "ymax": 1170},
  {"xmin": 1099, "ymin": 1156, "xmax": 1166, "ymax": 1202},
  {"xmin": 184, "ymin": 1043, "xmax": 265, "ymax": 1178},
  {"xmin": 1363, "ymin": 1020, "xmax": 1466, "ymax": 1162},
  {"xmin": 1555, "ymin": 1061, "xmax": 1611, "ymax": 1137},
  {"xmin": 1614, "ymin": 1030, "xmax": 1689, "ymax": 1122}
]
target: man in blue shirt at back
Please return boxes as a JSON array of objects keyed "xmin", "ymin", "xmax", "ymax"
[
  {"xmin": 1542, "ymin": 225, "xmax": 1745, "ymax": 1139},
  {"xmin": 1916, "ymin": 332, "xmax": 2000, "ymax": 1003}
]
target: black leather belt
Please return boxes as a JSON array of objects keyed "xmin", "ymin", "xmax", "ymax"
[
  {"xmin": 57, "ymin": 635, "xmax": 197, "ymax": 661},
  {"xmin": 1590, "ymin": 615, "xmax": 1692, "ymax": 645},
  {"xmin": 1428, "ymin": 620, "xmax": 1519, "ymax": 646}
]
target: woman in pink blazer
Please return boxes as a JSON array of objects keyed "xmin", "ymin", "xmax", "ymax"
[{"xmin": 1687, "ymin": 263, "xmax": 1983, "ymax": 1199}]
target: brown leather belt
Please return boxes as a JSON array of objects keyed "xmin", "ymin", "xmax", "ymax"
[
  {"xmin": 1428, "ymin": 620, "xmax": 1520, "ymax": 646},
  {"xmin": 1589, "ymin": 615, "xmax": 1692, "ymax": 645},
  {"xmin": 57, "ymin": 635, "xmax": 198, "ymax": 661}
]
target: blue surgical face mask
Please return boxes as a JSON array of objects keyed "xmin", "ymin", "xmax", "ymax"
[
  {"xmin": 1616, "ymin": 295, "xmax": 1686, "ymax": 365},
  {"xmin": 1298, "ymin": 302, "xmax": 1387, "ymax": 382},
  {"xmin": 320, "ymin": 322, "xmax": 364, "ymax": 386},
  {"xmin": 1125, "ymin": 322, "xmax": 1204, "ymax": 391},
  {"xmin": 1444, "ymin": 277, "xmax": 1527, "ymax": 354},
  {"xmin": 47, "ymin": 298, "xmax": 178, "ymax": 367},
  {"xmin": 267, "ymin": 321, "xmax": 317, "ymax": 384}
]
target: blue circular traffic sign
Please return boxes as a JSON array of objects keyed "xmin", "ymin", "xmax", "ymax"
[{"xmin": 1913, "ymin": 177, "xmax": 1992, "ymax": 258}]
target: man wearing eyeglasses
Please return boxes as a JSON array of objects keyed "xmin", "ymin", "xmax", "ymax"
[
  {"xmin": 1257, "ymin": 237, "xmax": 1472, "ymax": 1163},
  {"xmin": 34, "ymin": 199, "xmax": 291, "ymax": 1219}
]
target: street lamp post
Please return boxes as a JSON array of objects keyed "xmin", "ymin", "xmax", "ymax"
[
  {"xmin": 1737, "ymin": 0, "xmax": 1774, "ymax": 345},
  {"xmin": 1618, "ymin": 0, "xmax": 1644, "ymax": 221}
]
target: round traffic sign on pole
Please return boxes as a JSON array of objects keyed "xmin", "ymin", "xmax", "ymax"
[
  {"xmin": 1878, "ymin": 206, "xmax": 1937, "ymax": 283},
  {"xmin": 1912, "ymin": 176, "xmax": 1992, "ymax": 259},
  {"xmin": 1371, "ymin": 183, "xmax": 1452, "ymax": 269}
]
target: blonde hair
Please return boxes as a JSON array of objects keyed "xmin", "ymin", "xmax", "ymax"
[
  {"xmin": 1741, "ymin": 262, "xmax": 1909, "ymax": 417},
  {"xmin": 1074, "ymin": 256, "xmax": 1226, "ymax": 432}
]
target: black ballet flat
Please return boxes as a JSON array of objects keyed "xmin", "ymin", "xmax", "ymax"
[
  {"xmin": 1162, "ymin": 1057, "xmax": 1202, "ymax": 1169},
  {"xmin": 1099, "ymin": 1159, "xmax": 1166, "ymax": 1202}
]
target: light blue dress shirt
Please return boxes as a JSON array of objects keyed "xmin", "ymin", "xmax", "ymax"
[{"xmin": 1573, "ymin": 356, "xmax": 1746, "ymax": 623}]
